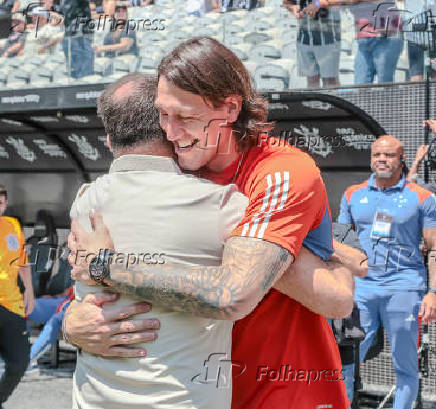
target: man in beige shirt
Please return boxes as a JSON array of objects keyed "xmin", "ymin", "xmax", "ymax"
[{"xmin": 70, "ymin": 73, "xmax": 247, "ymax": 408}]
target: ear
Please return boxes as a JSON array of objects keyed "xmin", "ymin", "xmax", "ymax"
[{"xmin": 223, "ymin": 95, "xmax": 242, "ymax": 124}]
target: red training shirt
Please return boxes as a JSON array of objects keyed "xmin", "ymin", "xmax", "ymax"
[{"xmin": 204, "ymin": 139, "xmax": 349, "ymax": 409}]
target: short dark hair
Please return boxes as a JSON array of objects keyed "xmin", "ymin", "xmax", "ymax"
[
  {"xmin": 97, "ymin": 73, "xmax": 166, "ymax": 149},
  {"xmin": 0, "ymin": 184, "xmax": 7, "ymax": 199},
  {"xmin": 158, "ymin": 37, "xmax": 273, "ymax": 151}
]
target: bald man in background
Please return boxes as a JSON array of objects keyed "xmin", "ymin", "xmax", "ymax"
[{"xmin": 338, "ymin": 135, "xmax": 436, "ymax": 409}]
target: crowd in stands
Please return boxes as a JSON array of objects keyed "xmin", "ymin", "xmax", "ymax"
[{"xmin": 0, "ymin": 0, "xmax": 434, "ymax": 88}]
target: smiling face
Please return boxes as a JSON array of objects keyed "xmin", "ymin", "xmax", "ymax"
[
  {"xmin": 370, "ymin": 136, "xmax": 404, "ymax": 180},
  {"xmin": 156, "ymin": 76, "xmax": 238, "ymax": 172}
]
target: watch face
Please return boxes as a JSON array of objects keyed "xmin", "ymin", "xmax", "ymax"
[{"xmin": 90, "ymin": 261, "xmax": 107, "ymax": 283}]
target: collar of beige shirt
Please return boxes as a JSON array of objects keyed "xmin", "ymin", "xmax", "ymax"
[{"xmin": 109, "ymin": 154, "xmax": 181, "ymax": 174}]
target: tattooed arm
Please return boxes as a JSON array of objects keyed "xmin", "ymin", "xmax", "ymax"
[{"xmin": 104, "ymin": 236, "xmax": 293, "ymax": 320}]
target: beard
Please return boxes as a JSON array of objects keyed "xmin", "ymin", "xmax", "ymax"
[
  {"xmin": 371, "ymin": 163, "xmax": 400, "ymax": 179},
  {"xmin": 374, "ymin": 170, "xmax": 394, "ymax": 178}
]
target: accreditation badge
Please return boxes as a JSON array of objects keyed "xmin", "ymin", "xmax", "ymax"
[
  {"xmin": 6, "ymin": 233, "xmax": 20, "ymax": 251},
  {"xmin": 370, "ymin": 211, "xmax": 393, "ymax": 239}
]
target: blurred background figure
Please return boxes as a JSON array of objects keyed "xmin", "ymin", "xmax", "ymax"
[
  {"xmin": 0, "ymin": 184, "xmax": 34, "ymax": 409},
  {"xmin": 284, "ymin": 0, "xmax": 341, "ymax": 89},
  {"xmin": 93, "ymin": 3, "xmax": 138, "ymax": 57},
  {"xmin": 60, "ymin": 0, "xmax": 94, "ymax": 78},
  {"xmin": 349, "ymin": 1, "xmax": 403, "ymax": 84},
  {"xmin": 338, "ymin": 135, "xmax": 436, "ymax": 409},
  {"xmin": 403, "ymin": 0, "xmax": 436, "ymax": 82},
  {"xmin": 0, "ymin": 12, "xmax": 25, "ymax": 58},
  {"xmin": 23, "ymin": 6, "xmax": 63, "ymax": 56},
  {"xmin": 27, "ymin": 287, "xmax": 74, "ymax": 370},
  {"xmin": 0, "ymin": 0, "xmax": 19, "ymax": 14},
  {"xmin": 186, "ymin": 0, "xmax": 220, "ymax": 17}
]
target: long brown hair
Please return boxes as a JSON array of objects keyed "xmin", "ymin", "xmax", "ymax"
[{"xmin": 158, "ymin": 37, "xmax": 273, "ymax": 151}]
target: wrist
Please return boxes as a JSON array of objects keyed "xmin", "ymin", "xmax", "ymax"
[
  {"xmin": 89, "ymin": 249, "xmax": 114, "ymax": 285},
  {"xmin": 62, "ymin": 313, "xmax": 75, "ymax": 345}
]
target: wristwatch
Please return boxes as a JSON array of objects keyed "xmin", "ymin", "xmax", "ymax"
[
  {"xmin": 429, "ymin": 288, "xmax": 436, "ymax": 294},
  {"xmin": 89, "ymin": 249, "xmax": 114, "ymax": 285}
]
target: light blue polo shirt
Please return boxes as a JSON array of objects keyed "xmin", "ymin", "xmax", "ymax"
[{"xmin": 338, "ymin": 174, "xmax": 436, "ymax": 291}]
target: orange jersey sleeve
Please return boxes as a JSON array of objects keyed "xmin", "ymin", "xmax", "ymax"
[{"xmin": 231, "ymin": 149, "xmax": 331, "ymax": 259}]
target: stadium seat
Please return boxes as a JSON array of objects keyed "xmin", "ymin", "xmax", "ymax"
[
  {"xmin": 243, "ymin": 60, "xmax": 258, "ymax": 78},
  {"xmin": 195, "ymin": 17, "xmax": 216, "ymax": 27},
  {"xmin": 273, "ymin": 6, "xmax": 293, "ymax": 20},
  {"xmin": 30, "ymin": 68, "xmax": 53, "ymax": 84},
  {"xmin": 250, "ymin": 43, "xmax": 281, "ymax": 62},
  {"xmin": 7, "ymin": 68, "xmax": 31, "ymax": 86},
  {"xmin": 195, "ymin": 27, "xmax": 219, "ymax": 37},
  {"xmin": 276, "ymin": 17, "xmax": 298, "ymax": 31},
  {"xmin": 6, "ymin": 57, "xmax": 26, "ymax": 69},
  {"xmin": 280, "ymin": 28, "xmax": 298, "ymax": 43},
  {"xmin": 254, "ymin": 60, "xmax": 291, "ymax": 89},
  {"xmin": 166, "ymin": 30, "xmax": 190, "ymax": 43},
  {"xmin": 0, "ymin": 71, "xmax": 7, "ymax": 86},
  {"xmin": 79, "ymin": 74, "xmax": 105, "ymax": 83},
  {"xmin": 138, "ymin": 43, "xmax": 164, "ymax": 57},
  {"xmin": 52, "ymin": 74, "xmax": 70, "ymax": 85},
  {"xmin": 27, "ymin": 210, "xmax": 58, "ymax": 297},
  {"xmin": 113, "ymin": 56, "xmax": 139, "ymax": 74},
  {"xmin": 46, "ymin": 53, "xmax": 66, "ymax": 66},
  {"xmin": 281, "ymin": 42, "xmax": 296, "ymax": 59},
  {"xmin": 94, "ymin": 57, "xmax": 114, "ymax": 77},
  {"xmin": 137, "ymin": 56, "xmax": 159, "ymax": 71},
  {"xmin": 28, "ymin": 57, "xmax": 44, "ymax": 67},
  {"xmin": 243, "ymin": 32, "xmax": 272, "ymax": 45},
  {"xmin": 230, "ymin": 47, "xmax": 248, "ymax": 61},
  {"xmin": 224, "ymin": 24, "xmax": 246, "ymax": 36},
  {"xmin": 256, "ymin": 77, "xmax": 286, "ymax": 91},
  {"xmin": 340, "ymin": 56, "xmax": 355, "ymax": 72},
  {"xmin": 221, "ymin": 13, "xmax": 240, "ymax": 24},
  {"xmin": 142, "ymin": 31, "xmax": 167, "ymax": 43},
  {"xmin": 222, "ymin": 33, "xmax": 245, "ymax": 46},
  {"xmin": 246, "ymin": 18, "xmax": 275, "ymax": 33}
]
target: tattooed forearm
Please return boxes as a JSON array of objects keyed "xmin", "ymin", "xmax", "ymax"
[{"xmin": 106, "ymin": 237, "xmax": 293, "ymax": 320}]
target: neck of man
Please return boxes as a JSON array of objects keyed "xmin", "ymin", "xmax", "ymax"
[
  {"xmin": 205, "ymin": 132, "xmax": 241, "ymax": 173},
  {"xmin": 375, "ymin": 170, "xmax": 402, "ymax": 190},
  {"xmin": 113, "ymin": 140, "xmax": 175, "ymax": 159}
]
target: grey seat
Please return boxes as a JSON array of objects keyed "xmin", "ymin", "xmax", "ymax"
[
  {"xmin": 28, "ymin": 56, "xmax": 44, "ymax": 67},
  {"xmin": 30, "ymin": 67, "xmax": 53, "ymax": 83},
  {"xmin": 250, "ymin": 44, "xmax": 281, "ymax": 62},
  {"xmin": 255, "ymin": 63, "xmax": 289, "ymax": 89},
  {"xmin": 94, "ymin": 58, "xmax": 114, "ymax": 77},
  {"xmin": 137, "ymin": 56, "xmax": 159, "ymax": 71},
  {"xmin": 277, "ymin": 18, "xmax": 298, "ymax": 31},
  {"xmin": 224, "ymin": 24, "xmax": 245, "ymax": 36},
  {"xmin": 113, "ymin": 56, "xmax": 139, "ymax": 74},
  {"xmin": 230, "ymin": 47, "xmax": 248, "ymax": 61},
  {"xmin": 256, "ymin": 77, "xmax": 286, "ymax": 91},
  {"xmin": 281, "ymin": 43, "xmax": 297, "ymax": 59},
  {"xmin": 139, "ymin": 44, "xmax": 163, "ymax": 57},
  {"xmin": 246, "ymin": 20, "xmax": 272, "ymax": 32},
  {"xmin": 243, "ymin": 32, "xmax": 272, "ymax": 45},
  {"xmin": 7, "ymin": 68, "xmax": 31, "ymax": 85}
]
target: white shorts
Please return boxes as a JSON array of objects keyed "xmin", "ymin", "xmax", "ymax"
[{"xmin": 297, "ymin": 42, "xmax": 340, "ymax": 79}]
